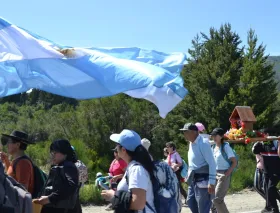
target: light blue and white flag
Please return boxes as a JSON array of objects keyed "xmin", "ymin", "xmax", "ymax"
[{"xmin": 0, "ymin": 17, "xmax": 187, "ymax": 118}]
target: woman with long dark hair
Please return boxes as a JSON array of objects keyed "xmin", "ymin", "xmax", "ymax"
[
  {"xmin": 34, "ymin": 139, "xmax": 81, "ymax": 213},
  {"xmin": 101, "ymin": 129, "xmax": 156, "ymax": 213},
  {"xmin": 211, "ymin": 128, "xmax": 237, "ymax": 213}
]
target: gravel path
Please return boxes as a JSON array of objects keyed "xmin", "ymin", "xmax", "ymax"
[{"xmin": 82, "ymin": 189, "xmax": 266, "ymax": 213}]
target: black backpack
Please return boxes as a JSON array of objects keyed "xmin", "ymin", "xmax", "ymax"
[
  {"xmin": 13, "ymin": 155, "xmax": 48, "ymax": 198},
  {"xmin": 0, "ymin": 162, "xmax": 33, "ymax": 213}
]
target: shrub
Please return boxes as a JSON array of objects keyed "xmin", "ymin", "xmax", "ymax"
[{"xmin": 79, "ymin": 184, "xmax": 106, "ymax": 205}]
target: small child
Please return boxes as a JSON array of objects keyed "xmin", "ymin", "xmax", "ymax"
[{"xmin": 95, "ymin": 172, "xmax": 111, "ymax": 190}]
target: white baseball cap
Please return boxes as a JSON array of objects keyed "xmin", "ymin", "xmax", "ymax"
[
  {"xmin": 96, "ymin": 172, "xmax": 102, "ymax": 178},
  {"xmin": 141, "ymin": 138, "xmax": 151, "ymax": 151}
]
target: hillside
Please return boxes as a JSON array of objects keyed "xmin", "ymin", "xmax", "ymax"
[
  {"xmin": 269, "ymin": 56, "xmax": 280, "ymax": 72},
  {"xmin": 268, "ymin": 56, "xmax": 280, "ymax": 90}
]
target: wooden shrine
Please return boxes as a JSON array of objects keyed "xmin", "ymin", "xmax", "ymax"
[
  {"xmin": 229, "ymin": 106, "xmax": 257, "ymax": 132},
  {"xmin": 225, "ymin": 106, "xmax": 279, "ymax": 144}
]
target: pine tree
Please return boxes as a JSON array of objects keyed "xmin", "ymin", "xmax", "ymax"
[
  {"xmin": 180, "ymin": 24, "xmax": 244, "ymax": 131},
  {"xmin": 238, "ymin": 29, "xmax": 278, "ymax": 128}
]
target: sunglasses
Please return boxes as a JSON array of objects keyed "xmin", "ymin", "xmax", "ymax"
[{"xmin": 7, "ymin": 138, "xmax": 19, "ymax": 144}]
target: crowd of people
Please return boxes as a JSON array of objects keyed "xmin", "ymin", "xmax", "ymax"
[
  {"xmin": 0, "ymin": 122, "xmax": 279, "ymax": 213},
  {"xmin": 0, "ymin": 130, "xmax": 84, "ymax": 213}
]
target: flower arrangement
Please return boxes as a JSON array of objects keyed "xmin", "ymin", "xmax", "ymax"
[{"xmin": 224, "ymin": 121, "xmax": 265, "ymax": 144}]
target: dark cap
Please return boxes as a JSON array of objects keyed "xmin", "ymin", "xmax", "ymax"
[
  {"xmin": 179, "ymin": 123, "xmax": 198, "ymax": 131},
  {"xmin": 210, "ymin": 128, "xmax": 225, "ymax": 136},
  {"xmin": 1, "ymin": 130, "xmax": 34, "ymax": 146}
]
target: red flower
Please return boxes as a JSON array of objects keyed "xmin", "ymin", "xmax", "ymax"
[
  {"xmin": 245, "ymin": 138, "xmax": 251, "ymax": 144},
  {"xmin": 256, "ymin": 131, "xmax": 262, "ymax": 137}
]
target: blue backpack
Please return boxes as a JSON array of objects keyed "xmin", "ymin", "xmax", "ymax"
[
  {"xmin": 212, "ymin": 142, "xmax": 239, "ymax": 172},
  {"xmin": 126, "ymin": 161, "xmax": 180, "ymax": 213},
  {"xmin": 180, "ymin": 159, "xmax": 188, "ymax": 178}
]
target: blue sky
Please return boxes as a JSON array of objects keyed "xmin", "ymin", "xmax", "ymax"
[{"xmin": 2, "ymin": 0, "xmax": 280, "ymax": 55}]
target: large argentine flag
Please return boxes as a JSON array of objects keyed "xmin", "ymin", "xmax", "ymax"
[{"xmin": 0, "ymin": 18, "xmax": 187, "ymax": 118}]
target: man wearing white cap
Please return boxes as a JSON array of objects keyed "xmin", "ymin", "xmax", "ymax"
[{"xmin": 180, "ymin": 123, "xmax": 216, "ymax": 213}]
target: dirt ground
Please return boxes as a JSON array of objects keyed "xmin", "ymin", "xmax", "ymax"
[{"xmin": 82, "ymin": 189, "xmax": 267, "ymax": 213}]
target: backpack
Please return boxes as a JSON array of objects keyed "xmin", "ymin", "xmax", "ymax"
[
  {"xmin": 0, "ymin": 162, "xmax": 32, "ymax": 213},
  {"xmin": 180, "ymin": 159, "xmax": 188, "ymax": 179},
  {"xmin": 75, "ymin": 160, "xmax": 88, "ymax": 184},
  {"xmin": 13, "ymin": 155, "xmax": 48, "ymax": 198},
  {"xmin": 212, "ymin": 142, "xmax": 239, "ymax": 172},
  {"xmin": 126, "ymin": 161, "xmax": 180, "ymax": 213}
]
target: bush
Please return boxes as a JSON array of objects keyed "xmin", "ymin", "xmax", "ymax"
[
  {"xmin": 79, "ymin": 184, "xmax": 106, "ymax": 205},
  {"xmin": 26, "ymin": 141, "xmax": 51, "ymax": 172},
  {"xmin": 229, "ymin": 144, "xmax": 256, "ymax": 192}
]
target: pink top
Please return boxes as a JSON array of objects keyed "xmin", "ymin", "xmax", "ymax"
[
  {"xmin": 109, "ymin": 159, "xmax": 127, "ymax": 176},
  {"xmin": 167, "ymin": 151, "xmax": 182, "ymax": 166},
  {"xmin": 256, "ymin": 154, "xmax": 264, "ymax": 170}
]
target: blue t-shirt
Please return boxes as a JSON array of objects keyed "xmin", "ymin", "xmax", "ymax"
[{"xmin": 95, "ymin": 176, "xmax": 108, "ymax": 185}]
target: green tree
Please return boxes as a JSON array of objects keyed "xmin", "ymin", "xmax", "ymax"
[
  {"xmin": 181, "ymin": 23, "xmax": 244, "ymax": 131},
  {"xmin": 0, "ymin": 93, "xmax": 28, "ymax": 105},
  {"xmin": 238, "ymin": 29, "xmax": 278, "ymax": 128},
  {"xmin": 27, "ymin": 89, "xmax": 78, "ymax": 108}
]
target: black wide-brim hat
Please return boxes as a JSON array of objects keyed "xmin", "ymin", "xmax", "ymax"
[{"xmin": 1, "ymin": 130, "xmax": 34, "ymax": 146}]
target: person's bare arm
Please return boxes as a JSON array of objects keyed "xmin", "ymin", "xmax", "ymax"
[
  {"xmin": 225, "ymin": 157, "xmax": 237, "ymax": 176},
  {"xmin": 111, "ymin": 174, "xmax": 124, "ymax": 182},
  {"xmin": 129, "ymin": 188, "xmax": 146, "ymax": 210}
]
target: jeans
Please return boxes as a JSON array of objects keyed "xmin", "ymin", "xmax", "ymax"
[
  {"xmin": 187, "ymin": 182, "xmax": 213, "ymax": 213},
  {"xmin": 254, "ymin": 168, "xmax": 266, "ymax": 199}
]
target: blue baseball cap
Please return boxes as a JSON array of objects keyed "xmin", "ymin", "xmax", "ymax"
[{"xmin": 110, "ymin": 129, "xmax": 141, "ymax": 152}]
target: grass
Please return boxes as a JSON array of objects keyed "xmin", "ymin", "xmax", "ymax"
[{"xmin": 79, "ymin": 184, "xmax": 106, "ymax": 205}]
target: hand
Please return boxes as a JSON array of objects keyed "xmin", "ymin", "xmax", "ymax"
[
  {"xmin": 208, "ymin": 184, "xmax": 215, "ymax": 194},
  {"xmin": 171, "ymin": 164, "xmax": 179, "ymax": 171},
  {"xmin": 225, "ymin": 170, "xmax": 232, "ymax": 177},
  {"xmin": 0, "ymin": 152, "xmax": 8, "ymax": 162},
  {"xmin": 101, "ymin": 189, "xmax": 115, "ymax": 201},
  {"xmin": 33, "ymin": 196, "xmax": 50, "ymax": 205},
  {"xmin": 111, "ymin": 176, "xmax": 117, "ymax": 183}
]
